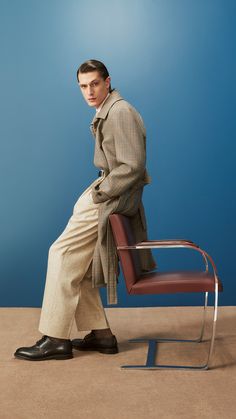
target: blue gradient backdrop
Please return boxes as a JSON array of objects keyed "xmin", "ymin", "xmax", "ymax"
[{"xmin": 0, "ymin": 0, "xmax": 235, "ymax": 307}]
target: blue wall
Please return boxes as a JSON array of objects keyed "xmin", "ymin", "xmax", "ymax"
[{"xmin": 0, "ymin": 0, "xmax": 235, "ymax": 307}]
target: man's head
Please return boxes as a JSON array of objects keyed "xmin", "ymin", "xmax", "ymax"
[{"xmin": 77, "ymin": 59, "xmax": 112, "ymax": 109}]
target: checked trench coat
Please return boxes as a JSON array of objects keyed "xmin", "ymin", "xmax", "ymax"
[{"xmin": 90, "ymin": 89, "xmax": 156, "ymax": 304}]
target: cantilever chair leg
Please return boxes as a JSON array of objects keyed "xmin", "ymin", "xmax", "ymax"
[
  {"xmin": 198, "ymin": 292, "xmax": 208, "ymax": 342},
  {"xmin": 121, "ymin": 288, "xmax": 218, "ymax": 370}
]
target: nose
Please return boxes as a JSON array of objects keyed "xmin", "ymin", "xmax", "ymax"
[{"xmin": 87, "ymin": 85, "xmax": 94, "ymax": 96}]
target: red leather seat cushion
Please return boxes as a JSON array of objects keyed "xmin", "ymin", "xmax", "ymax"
[{"xmin": 130, "ymin": 271, "xmax": 223, "ymax": 295}]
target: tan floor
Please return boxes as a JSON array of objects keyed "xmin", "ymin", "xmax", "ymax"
[{"xmin": 0, "ymin": 306, "xmax": 236, "ymax": 419}]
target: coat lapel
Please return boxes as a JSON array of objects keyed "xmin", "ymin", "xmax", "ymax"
[{"xmin": 89, "ymin": 89, "xmax": 123, "ymax": 137}]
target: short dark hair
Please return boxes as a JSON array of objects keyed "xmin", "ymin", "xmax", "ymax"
[{"xmin": 77, "ymin": 59, "xmax": 112, "ymax": 92}]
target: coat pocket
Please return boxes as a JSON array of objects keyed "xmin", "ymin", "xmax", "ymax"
[{"xmin": 114, "ymin": 187, "xmax": 143, "ymax": 216}]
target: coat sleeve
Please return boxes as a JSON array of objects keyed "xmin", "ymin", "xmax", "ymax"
[{"xmin": 92, "ymin": 106, "xmax": 146, "ymax": 203}]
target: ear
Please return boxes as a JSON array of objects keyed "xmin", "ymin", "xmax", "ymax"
[{"xmin": 105, "ymin": 76, "xmax": 111, "ymax": 90}]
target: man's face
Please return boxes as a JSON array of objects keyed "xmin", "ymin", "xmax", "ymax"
[{"xmin": 78, "ymin": 71, "xmax": 111, "ymax": 109}]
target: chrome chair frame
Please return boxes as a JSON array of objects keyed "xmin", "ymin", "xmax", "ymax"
[{"xmin": 117, "ymin": 240, "xmax": 220, "ymax": 370}]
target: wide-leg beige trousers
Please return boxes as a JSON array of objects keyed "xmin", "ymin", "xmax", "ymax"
[{"xmin": 38, "ymin": 176, "xmax": 110, "ymax": 339}]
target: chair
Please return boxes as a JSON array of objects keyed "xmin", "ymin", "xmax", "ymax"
[{"xmin": 109, "ymin": 214, "xmax": 223, "ymax": 370}]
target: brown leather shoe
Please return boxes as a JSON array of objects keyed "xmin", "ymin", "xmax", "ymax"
[
  {"xmin": 14, "ymin": 335, "xmax": 73, "ymax": 361},
  {"xmin": 72, "ymin": 331, "xmax": 119, "ymax": 354}
]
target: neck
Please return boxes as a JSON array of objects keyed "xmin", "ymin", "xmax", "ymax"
[{"xmin": 96, "ymin": 92, "xmax": 110, "ymax": 111}]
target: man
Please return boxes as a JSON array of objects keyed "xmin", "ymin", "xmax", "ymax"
[{"xmin": 14, "ymin": 60, "xmax": 156, "ymax": 361}]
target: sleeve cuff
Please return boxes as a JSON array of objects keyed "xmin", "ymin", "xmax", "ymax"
[{"xmin": 91, "ymin": 186, "xmax": 111, "ymax": 203}]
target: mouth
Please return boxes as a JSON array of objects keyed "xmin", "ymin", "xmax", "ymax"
[{"xmin": 88, "ymin": 98, "xmax": 96, "ymax": 102}]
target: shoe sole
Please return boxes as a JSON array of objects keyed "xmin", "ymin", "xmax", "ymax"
[
  {"xmin": 14, "ymin": 353, "xmax": 73, "ymax": 361},
  {"xmin": 72, "ymin": 346, "xmax": 118, "ymax": 354}
]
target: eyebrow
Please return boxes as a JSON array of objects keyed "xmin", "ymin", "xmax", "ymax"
[{"xmin": 79, "ymin": 78, "xmax": 100, "ymax": 86}]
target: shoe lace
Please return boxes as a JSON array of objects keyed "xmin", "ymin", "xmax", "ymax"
[{"xmin": 35, "ymin": 335, "xmax": 48, "ymax": 346}]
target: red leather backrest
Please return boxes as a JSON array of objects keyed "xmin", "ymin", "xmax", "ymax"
[{"xmin": 109, "ymin": 214, "xmax": 141, "ymax": 292}]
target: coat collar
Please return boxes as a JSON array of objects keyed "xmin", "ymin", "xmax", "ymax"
[{"xmin": 91, "ymin": 89, "xmax": 123, "ymax": 126}]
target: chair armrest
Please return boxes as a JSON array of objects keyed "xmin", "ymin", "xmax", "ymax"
[
  {"xmin": 117, "ymin": 239, "xmax": 199, "ymax": 250},
  {"xmin": 136, "ymin": 239, "xmax": 197, "ymax": 247},
  {"xmin": 116, "ymin": 240, "xmax": 219, "ymax": 279}
]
